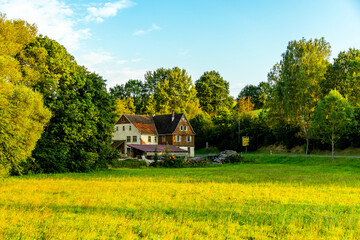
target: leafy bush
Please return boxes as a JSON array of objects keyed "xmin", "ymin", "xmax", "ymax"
[
  {"xmin": 222, "ymin": 154, "xmax": 256, "ymax": 164},
  {"xmin": 184, "ymin": 157, "xmax": 212, "ymax": 167},
  {"xmin": 157, "ymin": 156, "xmax": 185, "ymax": 168},
  {"xmin": 110, "ymin": 159, "xmax": 148, "ymax": 168}
]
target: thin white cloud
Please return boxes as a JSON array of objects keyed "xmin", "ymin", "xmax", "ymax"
[
  {"xmin": 131, "ymin": 58, "xmax": 142, "ymax": 62},
  {"xmin": 133, "ymin": 29, "xmax": 146, "ymax": 36},
  {"xmin": 0, "ymin": 0, "xmax": 91, "ymax": 52},
  {"xmin": 78, "ymin": 51, "xmax": 115, "ymax": 66},
  {"xmin": 178, "ymin": 49, "xmax": 189, "ymax": 56},
  {"xmin": 86, "ymin": 0, "xmax": 134, "ymax": 22},
  {"xmin": 133, "ymin": 24, "xmax": 161, "ymax": 36},
  {"xmin": 116, "ymin": 58, "xmax": 142, "ymax": 64},
  {"xmin": 117, "ymin": 60, "xmax": 129, "ymax": 64},
  {"xmin": 104, "ymin": 68, "xmax": 147, "ymax": 87}
]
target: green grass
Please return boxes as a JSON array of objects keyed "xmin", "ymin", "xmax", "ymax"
[{"xmin": 1, "ymin": 155, "xmax": 360, "ymax": 239}]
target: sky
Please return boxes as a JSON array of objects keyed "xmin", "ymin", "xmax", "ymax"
[{"xmin": 1, "ymin": 0, "xmax": 360, "ymax": 96}]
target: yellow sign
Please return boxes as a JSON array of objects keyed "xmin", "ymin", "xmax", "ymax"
[{"xmin": 242, "ymin": 136, "xmax": 249, "ymax": 146}]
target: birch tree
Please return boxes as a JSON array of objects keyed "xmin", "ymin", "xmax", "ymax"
[{"xmin": 267, "ymin": 38, "xmax": 331, "ymax": 156}]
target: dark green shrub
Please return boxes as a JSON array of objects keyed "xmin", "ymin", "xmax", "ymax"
[
  {"xmin": 222, "ymin": 154, "xmax": 256, "ymax": 164},
  {"xmin": 110, "ymin": 159, "xmax": 148, "ymax": 168},
  {"xmin": 184, "ymin": 157, "xmax": 211, "ymax": 167},
  {"xmin": 158, "ymin": 156, "xmax": 185, "ymax": 168}
]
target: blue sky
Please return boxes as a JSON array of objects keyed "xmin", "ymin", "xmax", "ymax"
[{"xmin": 1, "ymin": 0, "xmax": 360, "ymax": 96}]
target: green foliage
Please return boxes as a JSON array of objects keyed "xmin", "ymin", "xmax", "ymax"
[
  {"xmin": 0, "ymin": 14, "xmax": 37, "ymax": 56},
  {"xmin": 189, "ymin": 112, "xmax": 213, "ymax": 149},
  {"xmin": 0, "ymin": 16, "xmax": 52, "ymax": 176},
  {"xmin": 110, "ymin": 159, "xmax": 148, "ymax": 168},
  {"xmin": 195, "ymin": 70, "xmax": 233, "ymax": 115},
  {"xmin": 153, "ymin": 146, "xmax": 159, "ymax": 163},
  {"xmin": 236, "ymin": 97, "xmax": 255, "ymax": 114},
  {"xmin": 110, "ymin": 79, "xmax": 147, "ymax": 112},
  {"xmin": 195, "ymin": 147, "xmax": 220, "ymax": 155},
  {"xmin": 221, "ymin": 154, "xmax": 251, "ymax": 164},
  {"xmin": 267, "ymin": 38, "xmax": 331, "ymax": 122},
  {"xmin": 0, "ymin": 15, "xmax": 38, "ymax": 85},
  {"xmin": 24, "ymin": 36, "xmax": 117, "ymax": 173},
  {"xmin": 311, "ymin": 89, "xmax": 356, "ymax": 162},
  {"xmin": 157, "ymin": 156, "xmax": 185, "ymax": 168},
  {"xmin": 143, "ymin": 67, "xmax": 201, "ymax": 118},
  {"xmin": 0, "ymin": 81, "xmax": 51, "ymax": 175},
  {"xmin": 266, "ymin": 37, "xmax": 331, "ymax": 155},
  {"xmin": 322, "ymin": 49, "xmax": 360, "ymax": 108},
  {"xmin": 114, "ymin": 97, "xmax": 136, "ymax": 116},
  {"xmin": 238, "ymin": 82, "xmax": 269, "ymax": 109}
]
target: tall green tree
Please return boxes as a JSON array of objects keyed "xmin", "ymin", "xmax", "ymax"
[
  {"xmin": 195, "ymin": 71, "xmax": 233, "ymax": 115},
  {"xmin": 0, "ymin": 14, "xmax": 37, "ymax": 85},
  {"xmin": 24, "ymin": 36, "xmax": 116, "ymax": 173},
  {"xmin": 236, "ymin": 97, "xmax": 255, "ymax": 114},
  {"xmin": 189, "ymin": 112, "xmax": 213, "ymax": 149},
  {"xmin": 322, "ymin": 49, "xmax": 360, "ymax": 108},
  {"xmin": 144, "ymin": 68, "xmax": 170, "ymax": 96},
  {"xmin": 238, "ymin": 82, "xmax": 269, "ymax": 109},
  {"xmin": 311, "ymin": 90, "xmax": 355, "ymax": 163},
  {"xmin": 0, "ymin": 80, "xmax": 51, "ymax": 176},
  {"xmin": 110, "ymin": 79, "xmax": 147, "ymax": 113},
  {"xmin": 114, "ymin": 97, "xmax": 136, "ymax": 116},
  {"xmin": 144, "ymin": 67, "xmax": 201, "ymax": 118},
  {"xmin": 0, "ymin": 15, "xmax": 51, "ymax": 175},
  {"xmin": 267, "ymin": 38, "xmax": 331, "ymax": 155}
]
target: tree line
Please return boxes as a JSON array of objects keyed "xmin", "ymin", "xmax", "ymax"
[
  {"xmin": 110, "ymin": 38, "xmax": 360, "ymax": 162},
  {"xmin": 1, "ymin": 14, "xmax": 359, "ymax": 176}
]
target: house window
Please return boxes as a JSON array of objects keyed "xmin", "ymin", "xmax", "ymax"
[
  {"xmin": 129, "ymin": 126, "xmax": 132, "ymax": 131},
  {"xmin": 148, "ymin": 136, "xmax": 151, "ymax": 142},
  {"xmin": 123, "ymin": 126, "xmax": 125, "ymax": 131},
  {"xmin": 187, "ymin": 136, "xmax": 192, "ymax": 142},
  {"xmin": 155, "ymin": 136, "xmax": 157, "ymax": 143},
  {"xmin": 126, "ymin": 136, "xmax": 131, "ymax": 142},
  {"xmin": 133, "ymin": 136, "xmax": 137, "ymax": 142},
  {"xmin": 176, "ymin": 136, "xmax": 181, "ymax": 142},
  {"xmin": 162, "ymin": 136, "xmax": 166, "ymax": 142},
  {"xmin": 122, "ymin": 117, "xmax": 126, "ymax": 122},
  {"xmin": 180, "ymin": 125, "xmax": 188, "ymax": 131}
]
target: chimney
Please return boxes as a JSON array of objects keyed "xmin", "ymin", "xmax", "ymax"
[{"xmin": 171, "ymin": 111, "xmax": 175, "ymax": 121}]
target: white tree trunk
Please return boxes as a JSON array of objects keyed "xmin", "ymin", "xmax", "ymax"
[
  {"xmin": 331, "ymin": 135, "xmax": 335, "ymax": 164},
  {"xmin": 301, "ymin": 115, "xmax": 309, "ymax": 158}
]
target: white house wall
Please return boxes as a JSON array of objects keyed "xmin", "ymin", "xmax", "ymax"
[
  {"xmin": 179, "ymin": 146, "xmax": 195, "ymax": 157},
  {"xmin": 113, "ymin": 123, "xmax": 142, "ymax": 154},
  {"xmin": 113, "ymin": 123, "xmax": 141, "ymax": 142},
  {"xmin": 141, "ymin": 134, "xmax": 158, "ymax": 145}
]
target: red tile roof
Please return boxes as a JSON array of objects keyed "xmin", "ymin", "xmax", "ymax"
[
  {"xmin": 127, "ymin": 144, "xmax": 187, "ymax": 153},
  {"xmin": 124, "ymin": 114, "xmax": 157, "ymax": 135}
]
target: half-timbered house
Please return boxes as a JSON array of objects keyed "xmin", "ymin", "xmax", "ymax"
[{"xmin": 112, "ymin": 112, "xmax": 195, "ymax": 157}]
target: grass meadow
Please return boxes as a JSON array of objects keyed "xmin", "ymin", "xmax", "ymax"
[{"xmin": 1, "ymin": 154, "xmax": 360, "ymax": 239}]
